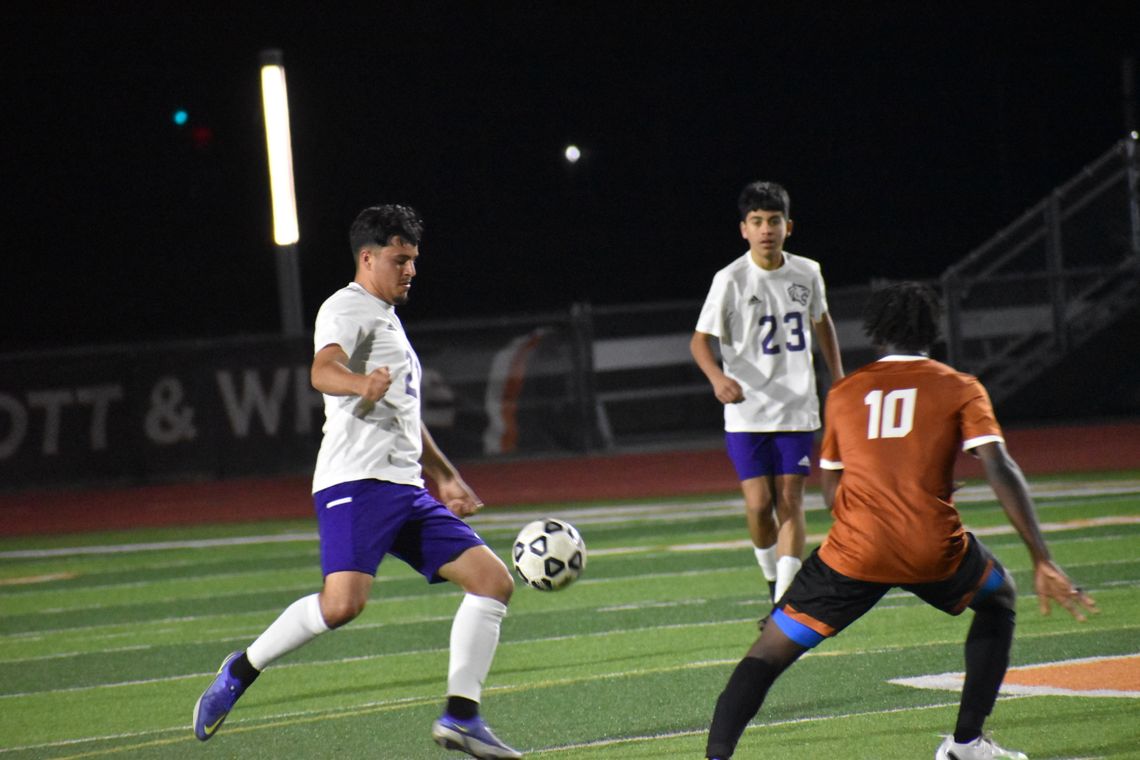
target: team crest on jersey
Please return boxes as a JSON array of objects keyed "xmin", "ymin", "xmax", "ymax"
[{"xmin": 787, "ymin": 283, "xmax": 810, "ymax": 306}]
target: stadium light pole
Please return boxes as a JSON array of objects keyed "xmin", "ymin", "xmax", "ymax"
[{"xmin": 259, "ymin": 48, "xmax": 304, "ymax": 337}]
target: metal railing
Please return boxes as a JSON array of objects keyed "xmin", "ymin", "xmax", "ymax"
[{"xmin": 940, "ymin": 137, "xmax": 1140, "ymax": 403}]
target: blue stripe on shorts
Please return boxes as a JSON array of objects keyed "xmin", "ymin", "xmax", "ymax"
[
  {"xmin": 974, "ymin": 564, "xmax": 1005, "ymax": 603},
  {"xmin": 772, "ymin": 608, "xmax": 826, "ymax": 648}
]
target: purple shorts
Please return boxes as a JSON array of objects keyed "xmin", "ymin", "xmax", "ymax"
[
  {"xmin": 314, "ymin": 479, "xmax": 485, "ymax": 583},
  {"xmin": 725, "ymin": 431, "xmax": 814, "ymax": 481}
]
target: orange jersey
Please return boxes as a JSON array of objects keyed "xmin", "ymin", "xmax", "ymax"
[{"xmin": 817, "ymin": 356, "xmax": 1003, "ymax": 583}]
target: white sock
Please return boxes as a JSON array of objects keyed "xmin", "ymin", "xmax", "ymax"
[
  {"xmin": 753, "ymin": 545, "xmax": 777, "ymax": 581},
  {"xmin": 447, "ymin": 594, "xmax": 508, "ymax": 702},
  {"xmin": 774, "ymin": 555, "xmax": 803, "ymax": 603},
  {"xmin": 246, "ymin": 593, "xmax": 329, "ymax": 671}
]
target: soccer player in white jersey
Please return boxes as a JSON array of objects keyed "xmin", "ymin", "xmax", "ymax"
[
  {"xmin": 691, "ymin": 181, "xmax": 844, "ymax": 614},
  {"xmin": 193, "ymin": 205, "xmax": 522, "ymax": 759}
]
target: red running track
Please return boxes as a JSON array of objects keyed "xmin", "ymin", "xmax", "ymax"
[{"xmin": 1, "ymin": 422, "xmax": 1136, "ymax": 537}]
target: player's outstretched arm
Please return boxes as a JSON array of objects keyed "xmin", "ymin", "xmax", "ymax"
[
  {"xmin": 975, "ymin": 441, "xmax": 1099, "ymax": 621},
  {"xmin": 421, "ymin": 424, "xmax": 483, "ymax": 518}
]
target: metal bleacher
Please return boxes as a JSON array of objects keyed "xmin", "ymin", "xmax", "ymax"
[{"xmin": 940, "ymin": 137, "xmax": 1140, "ymax": 405}]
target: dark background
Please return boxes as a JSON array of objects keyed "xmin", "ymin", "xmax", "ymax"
[{"xmin": 5, "ymin": 2, "xmax": 1139, "ymax": 352}]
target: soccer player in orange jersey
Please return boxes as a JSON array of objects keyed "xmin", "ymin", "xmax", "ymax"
[{"xmin": 705, "ymin": 282, "xmax": 1097, "ymax": 760}]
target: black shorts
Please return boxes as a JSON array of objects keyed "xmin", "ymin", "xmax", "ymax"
[{"xmin": 771, "ymin": 532, "xmax": 1007, "ymax": 648}]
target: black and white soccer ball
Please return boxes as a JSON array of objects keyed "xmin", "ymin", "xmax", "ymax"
[{"xmin": 512, "ymin": 518, "xmax": 586, "ymax": 591}]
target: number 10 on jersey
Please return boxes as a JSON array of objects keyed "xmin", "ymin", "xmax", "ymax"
[{"xmin": 864, "ymin": 388, "xmax": 916, "ymax": 439}]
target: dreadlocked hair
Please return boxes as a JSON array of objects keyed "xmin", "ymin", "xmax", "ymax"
[{"xmin": 862, "ymin": 281, "xmax": 942, "ymax": 353}]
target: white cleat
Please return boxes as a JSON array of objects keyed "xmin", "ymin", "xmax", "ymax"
[{"xmin": 936, "ymin": 733, "xmax": 1028, "ymax": 760}]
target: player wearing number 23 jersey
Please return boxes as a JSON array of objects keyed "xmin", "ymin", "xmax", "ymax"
[
  {"xmin": 818, "ymin": 355, "xmax": 1003, "ymax": 583},
  {"xmin": 692, "ymin": 182, "xmax": 845, "ymax": 613},
  {"xmin": 694, "ymin": 249, "xmax": 830, "ymax": 432}
]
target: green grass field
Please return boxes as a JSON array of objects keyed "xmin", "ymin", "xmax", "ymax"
[{"xmin": 1, "ymin": 473, "xmax": 1138, "ymax": 759}]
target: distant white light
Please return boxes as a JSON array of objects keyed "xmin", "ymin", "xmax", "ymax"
[
  {"xmin": 564, "ymin": 144, "xmax": 581, "ymax": 163},
  {"xmin": 1132, "ymin": 130, "xmax": 1139, "ymax": 140},
  {"xmin": 260, "ymin": 50, "xmax": 300, "ymax": 246}
]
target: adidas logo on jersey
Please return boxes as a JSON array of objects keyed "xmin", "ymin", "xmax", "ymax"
[{"xmin": 748, "ymin": 295, "xmax": 763, "ymax": 305}]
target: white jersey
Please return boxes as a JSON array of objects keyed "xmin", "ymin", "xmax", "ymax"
[
  {"xmin": 695, "ymin": 250, "xmax": 829, "ymax": 432},
  {"xmin": 311, "ymin": 282, "xmax": 424, "ymax": 493}
]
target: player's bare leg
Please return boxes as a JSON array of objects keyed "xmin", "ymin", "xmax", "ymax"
[
  {"xmin": 742, "ymin": 475, "xmax": 777, "ymax": 547},
  {"xmin": 773, "ymin": 474, "xmax": 806, "ymax": 558},
  {"xmin": 318, "ymin": 570, "xmax": 374, "ymax": 628},
  {"xmin": 742, "ymin": 477, "xmax": 779, "ymax": 632},
  {"xmin": 741, "ymin": 476, "xmax": 778, "ymax": 601},
  {"xmin": 772, "ymin": 474, "xmax": 806, "ymax": 601}
]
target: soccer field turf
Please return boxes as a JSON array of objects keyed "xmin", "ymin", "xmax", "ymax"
[{"xmin": 1, "ymin": 474, "xmax": 1137, "ymax": 759}]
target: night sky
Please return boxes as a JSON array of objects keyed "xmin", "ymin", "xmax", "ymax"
[{"xmin": 5, "ymin": 2, "xmax": 1138, "ymax": 353}]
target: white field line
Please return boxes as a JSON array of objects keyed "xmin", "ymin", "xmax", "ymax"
[
  {"xmin": 10, "ymin": 521, "xmax": 1136, "ymax": 609},
  {"xmin": 2, "ymin": 537, "xmax": 1140, "ymax": 651},
  {"xmin": 0, "ymin": 652, "xmax": 1032, "ymax": 757},
  {"xmin": 3, "ymin": 478, "xmax": 1138, "ymax": 561},
  {"xmin": 531, "ymin": 698, "xmax": 976, "ymax": 755},
  {"xmin": 2, "ymin": 547, "xmax": 1137, "ymax": 646},
  {"xmin": 0, "ymin": 482, "xmax": 1134, "ymax": 697},
  {"xmin": 533, "ymin": 696, "xmax": 1105, "ymax": 760},
  {"xmin": 4, "ymin": 664, "xmax": 1107, "ymax": 760},
  {"xmin": 3, "ymin": 605, "xmax": 1137, "ymax": 702},
  {"xmin": 591, "ymin": 514, "xmax": 1140, "ymax": 557},
  {"xmin": 3, "ymin": 539, "xmax": 1138, "ymax": 651},
  {"xmin": 0, "ymin": 532, "xmax": 321, "ymax": 559},
  {"xmin": 0, "ymin": 619, "xmax": 1134, "ymax": 756}
]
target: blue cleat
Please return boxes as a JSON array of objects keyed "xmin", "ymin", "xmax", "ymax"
[
  {"xmin": 431, "ymin": 714, "xmax": 523, "ymax": 759},
  {"xmin": 192, "ymin": 651, "xmax": 248, "ymax": 741}
]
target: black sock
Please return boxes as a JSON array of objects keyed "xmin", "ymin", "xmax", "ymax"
[
  {"xmin": 954, "ymin": 606, "xmax": 1014, "ymax": 743},
  {"xmin": 230, "ymin": 652, "xmax": 260, "ymax": 687},
  {"xmin": 952, "ymin": 709, "xmax": 986, "ymax": 745},
  {"xmin": 447, "ymin": 696, "xmax": 479, "ymax": 720},
  {"xmin": 767, "ymin": 581, "xmax": 777, "ymax": 603},
  {"xmin": 706, "ymin": 657, "xmax": 778, "ymax": 759}
]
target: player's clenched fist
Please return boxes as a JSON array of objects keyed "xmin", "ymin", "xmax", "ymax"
[
  {"xmin": 358, "ymin": 366, "xmax": 392, "ymax": 402},
  {"xmin": 713, "ymin": 376, "xmax": 744, "ymax": 405}
]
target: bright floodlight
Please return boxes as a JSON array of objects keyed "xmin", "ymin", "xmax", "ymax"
[
  {"xmin": 260, "ymin": 50, "xmax": 299, "ymax": 246},
  {"xmin": 564, "ymin": 144, "xmax": 581, "ymax": 163}
]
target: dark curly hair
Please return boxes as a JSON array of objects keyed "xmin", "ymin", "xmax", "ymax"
[
  {"xmin": 862, "ymin": 281, "xmax": 942, "ymax": 353},
  {"xmin": 737, "ymin": 181, "xmax": 790, "ymax": 220},
  {"xmin": 349, "ymin": 204, "xmax": 424, "ymax": 262}
]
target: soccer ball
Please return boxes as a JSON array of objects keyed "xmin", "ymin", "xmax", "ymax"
[{"xmin": 512, "ymin": 518, "xmax": 586, "ymax": 591}]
